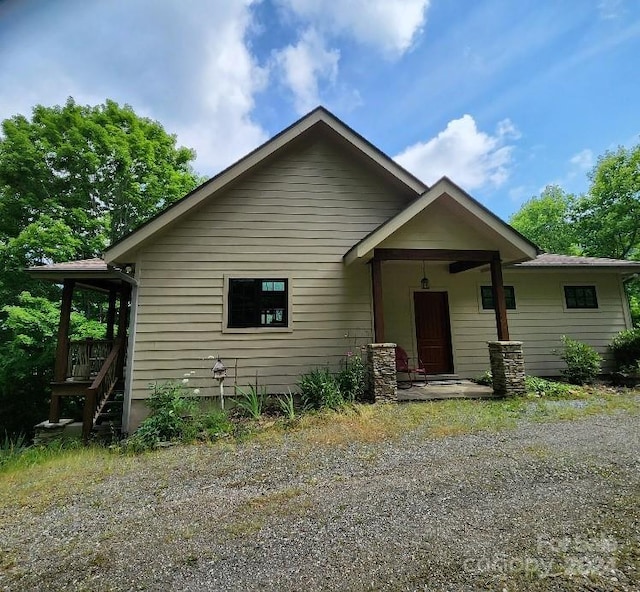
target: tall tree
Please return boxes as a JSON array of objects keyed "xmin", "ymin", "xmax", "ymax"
[
  {"xmin": 573, "ymin": 143, "xmax": 640, "ymax": 259},
  {"xmin": 509, "ymin": 185, "xmax": 580, "ymax": 255},
  {"xmin": 0, "ymin": 98, "xmax": 201, "ymax": 436},
  {"xmin": 0, "ymin": 97, "xmax": 200, "ymax": 250}
]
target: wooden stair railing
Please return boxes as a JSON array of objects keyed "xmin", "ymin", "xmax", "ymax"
[{"xmin": 82, "ymin": 340, "xmax": 123, "ymax": 441}]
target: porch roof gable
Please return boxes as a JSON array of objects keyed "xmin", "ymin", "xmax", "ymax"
[{"xmin": 343, "ymin": 177, "xmax": 540, "ymax": 265}]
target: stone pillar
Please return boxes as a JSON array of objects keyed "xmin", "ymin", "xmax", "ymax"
[
  {"xmin": 488, "ymin": 341, "xmax": 526, "ymax": 397},
  {"xmin": 366, "ymin": 343, "xmax": 397, "ymax": 403}
]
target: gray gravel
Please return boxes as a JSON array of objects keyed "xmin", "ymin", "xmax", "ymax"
[{"xmin": 1, "ymin": 410, "xmax": 639, "ymax": 591}]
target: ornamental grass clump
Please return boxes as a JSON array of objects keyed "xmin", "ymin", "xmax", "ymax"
[{"xmin": 235, "ymin": 384, "xmax": 266, "ymax": 419}]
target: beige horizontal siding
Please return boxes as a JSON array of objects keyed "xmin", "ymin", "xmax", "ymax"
[
  {"xmin": 129, "ymin": 137, "xmax": 412, "ymax": 400},
  {"xmin": 382, "ymin": 262, "xmax": 629, "ymax": 379}
]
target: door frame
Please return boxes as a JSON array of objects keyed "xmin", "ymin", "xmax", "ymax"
[{"xmin": 410, "ymin": 288, "xmax": 455, "ymax": 374}]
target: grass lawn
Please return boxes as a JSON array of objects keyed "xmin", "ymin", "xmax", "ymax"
[{"xmin": 1, "ymin": 383, "xmax": 638, "ymax": 591}]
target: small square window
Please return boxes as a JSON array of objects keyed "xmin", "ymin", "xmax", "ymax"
[
  {"xmin": 481, "ymin": 286, "xmax": 516, "ymax": 310},
  {"xmin": 228, "ymin": 278, "xmax": 288, "ymax": 328},
  {"xmin": 564, "ymin": 286, "xmax": 598, "ymax": 309}
]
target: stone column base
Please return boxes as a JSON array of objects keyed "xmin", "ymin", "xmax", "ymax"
[
  {"xmin": 366, "ymin": 343, "xmax": 397, "ymax": 403},
  {"xmin": 487, "ymin": 341, "xmax": 526, "ymax": 397}
]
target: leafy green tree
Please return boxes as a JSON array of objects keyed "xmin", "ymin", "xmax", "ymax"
[
  {"xmin": 0, "ymin": 98, "xmax": 199, "ymax": 247},
  {"xmin": 509, "ymin": 185, "xmax": 581, "ymax": 255},
  {"xmin": 573, "ymin": 143, "xmax": 640, "ymax": 259},
  {"xmin": 0, "ymin": 99, "xmax": 201, "ymax": 437}
]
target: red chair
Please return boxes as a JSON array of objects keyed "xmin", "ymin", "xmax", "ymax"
[{"xmin": 395, "ymin": 346, "xmax": 427, "ymax": 386}]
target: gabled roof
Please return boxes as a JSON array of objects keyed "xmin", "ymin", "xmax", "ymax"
[
  {"xmin": 343, "ymin": 177, "xmax": 540, "ymax": 265},
  {"xmin": 512, "ymin": 253, "xmax": 640, "ymax": 272},
  {"xmin": 105, "ymin": 106, "xmax": 428, "ymax": 264}
]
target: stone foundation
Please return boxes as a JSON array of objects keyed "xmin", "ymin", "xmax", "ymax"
[
  {"xmin": 365, "ymin": 343, "xmax": 397, "ymax": 403},
  {"xmin": 488, "ymin": 341, "xmax": 526, "ymax": 397}
]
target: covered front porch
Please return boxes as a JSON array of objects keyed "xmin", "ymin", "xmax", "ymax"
[
  {"xmin": 28, "ymin": 259, "xmax": 135, "ymax": 441},
  {"xmin": 370, "ymin": 248, "xmax": 511, "ymax": 374},
  {"xmin": 344, "ymin": 179, "xmax": 539, "ymax": 399}
]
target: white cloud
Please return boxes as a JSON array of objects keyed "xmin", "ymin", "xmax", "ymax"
[
  {"xmin": 278, "ymin": 0, "xmax": 430, "ymax": 55},
  {"xmin": 175, "ymin": 2, "xmax": 268, "ymax": 172},
  {"xmin": 0, "ymin": 0, "xmax": 268, "ymax": 176},
  {"xmin": 569, "ymin": 148, "xmax": 594, "ymax": 171},
  {"xmin": 394, "ymin": 115, "xmax": 518, "ymax": 190},
  {"xmin": 598, "ymin": 0, "xmax": 623, "ymax": 19},
  {"xmin": 273, "ymin": 28, "xmax": 340, "ymax": 115},
  {"xmin": 496, "ymin": 118, "xmax": 521, "ymax": 140}
]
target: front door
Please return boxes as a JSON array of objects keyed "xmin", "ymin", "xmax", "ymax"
[{"xmin": 413, "ymin": 291, "xmax": 453, "ymax": 374}]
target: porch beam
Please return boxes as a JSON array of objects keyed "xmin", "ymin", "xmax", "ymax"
[
  {"xmin": 371, "ymin": 257, "xmax": 385, "ymax": 342},
  {"xmin": 375, "ymin": 248, "xmax": 498, "ymax": 262},
  {"xmin": 490, "ymin": 254, "xmax": 510, "ymax": 341},
  {"xmin": 449, "ymin": 260, "xmax": 486, "ymax": 274}
]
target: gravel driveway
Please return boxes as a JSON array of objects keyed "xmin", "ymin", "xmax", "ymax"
[{"xmin": 1, "ymin": 409, "xmax": 639, "ymax": 591}]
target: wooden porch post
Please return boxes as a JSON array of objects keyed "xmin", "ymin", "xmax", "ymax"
[
  {"xmin": 490, "ymin": 254, "xmax": 510, "ymax": 341},
  {"xmin": 54, "ymin": 279, "xmax": 75, "ymax": 381},
  {"xmin": 50, "ymin": 279, "xmax": 75, "ymax": 422},
  {"xmin": 106, "ymin": 289, "xmax": 117, "ymax": 341},
  {"xmin": 371, "ymin": 256, "xmax": 385, "ymax": 342}
]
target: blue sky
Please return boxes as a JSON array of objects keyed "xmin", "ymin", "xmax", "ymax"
[{"xmin": 0, "ymin": 0, "xmax": 639, "ymax": 220}]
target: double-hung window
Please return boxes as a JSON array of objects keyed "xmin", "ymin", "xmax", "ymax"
[{"xmin": 228, "ymin": 278, "xmax": 288, "ymax": 328}]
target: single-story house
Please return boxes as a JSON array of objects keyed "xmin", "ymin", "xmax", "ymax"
[{"xmin": 30, "ymin": 107, "xmax": 640, "ymax": 436}]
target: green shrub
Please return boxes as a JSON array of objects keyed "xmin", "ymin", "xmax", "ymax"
[
  {"xmin": 235, "ymin": 384, "xmax": 265, "ymax": 419},
  {"xmin": 198, "ymin": 409, "xmax": 233, "ymax": 439},
  {"xmin": 474, "ymin": 370, "xmax": 493, "ymax": 386},
  {"xmin": 525, "ymin": 376, "xmax": 573, "ymax": 398},
  {"xmin": 337, "ymin": 352, "xmax": 366, "ymax": 402},
  {"xmin": 610, "ymin": 328, "xmax": 640, "ymax": 371},
  {"xmin": 125, "ymin": 381, "xmax": 198, "ymax": 451},
  {"xmin": 557, "ymin": 335, "xmax": 601, "ymax": 385},
  {"xmin": 298, "ymin": 367, "xmax": 344, "ymax": 410}
]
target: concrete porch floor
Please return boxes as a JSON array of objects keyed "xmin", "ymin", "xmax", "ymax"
[{"xmin": 396, "ymin": 379, "xmax": 496, "ymax": 401}]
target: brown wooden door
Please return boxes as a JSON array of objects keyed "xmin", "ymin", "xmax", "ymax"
[{"xmin": 413, "ymin": 291, "xmax": 453, "ymax": 374}]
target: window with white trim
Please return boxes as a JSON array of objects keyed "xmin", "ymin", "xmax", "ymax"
[{"xmin": 228, "ymin": 279, "xmax": 288, "ymax": 328}]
